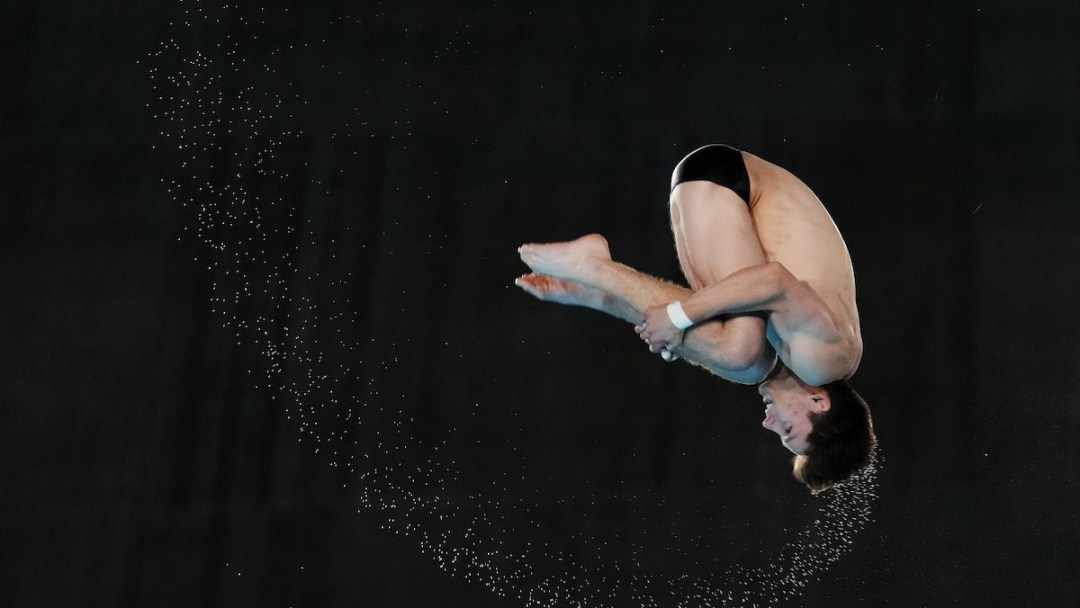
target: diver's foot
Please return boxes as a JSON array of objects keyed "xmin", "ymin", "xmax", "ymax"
[
  {"xmin": 514, "ymin": 273, "xmax": 598, "ymax": 308},
  {"xmin": 517, "ymin": 233, "xmax": 612, "ymax": 281}
]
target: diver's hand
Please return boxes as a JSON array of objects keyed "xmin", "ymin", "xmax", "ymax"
[{"xmin": 635, "ymin": 304, "xmax": 686, "ymax": 354}]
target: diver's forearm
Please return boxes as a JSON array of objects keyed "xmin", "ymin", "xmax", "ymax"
[{"xmin": 681, "ymin": 262, "xmax": 789, "ymax": 322}]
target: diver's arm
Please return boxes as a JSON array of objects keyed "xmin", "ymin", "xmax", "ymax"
[
  {"xmin": 681, "ymin": 262, "xmax": 789, "ymax": 318},
  {"xmin": 640, "ymin": 262, "xmax": 843, "ymax": 350},
  {"xmin": 685, "ymin": 262, "xmax": 841, "ymax": 337}
]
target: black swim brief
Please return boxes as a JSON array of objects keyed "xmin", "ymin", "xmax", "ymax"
[{"xmin": 670, "ymin": 144, "xmax": 751, "ymax": 205}]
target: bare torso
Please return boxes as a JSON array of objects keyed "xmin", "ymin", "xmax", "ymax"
[{"xmin": 742, "ymin": 151, "xmax": 863, "ymax": 382}]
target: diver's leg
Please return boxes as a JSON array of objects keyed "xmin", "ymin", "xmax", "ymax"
[
  {"xmin": 667, "ymin": 180, "xmax": 777, "ymax": 381},
  {"xmin": 514, "ymin": 272, "xmax": 641, "ymax": 324},
  {"xmin": 517, "ymin": 187, "xmax": 773, "ymax": 382}
]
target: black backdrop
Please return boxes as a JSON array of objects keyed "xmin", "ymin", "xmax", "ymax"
[{"xmin": 3, "ymin": 0, "xmax": 1078, "ymax": 606}]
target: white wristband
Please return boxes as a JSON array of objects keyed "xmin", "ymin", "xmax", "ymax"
[{"xmin": 666, "ymin": 301, "xmax": 695, "ymax": 330}]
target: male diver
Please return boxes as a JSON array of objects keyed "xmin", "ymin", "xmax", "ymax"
[{"xmin": 516, "ymin": 144, "xmax": 875, "ymax": 492}]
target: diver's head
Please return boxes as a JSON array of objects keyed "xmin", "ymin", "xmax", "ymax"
[
  {"xmin": 760, "ymin": 366, "xmax": 877, "ymax": 493},
  {"xmin": 759, "ymin": 366, "xmax": 829, "ymax": 455}
]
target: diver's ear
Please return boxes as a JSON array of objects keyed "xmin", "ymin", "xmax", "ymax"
[{"xmin": 810, "ymin": 392, "xmax": 831, "ymax": 413}]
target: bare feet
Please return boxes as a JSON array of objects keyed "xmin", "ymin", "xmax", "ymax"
[
  {"xmin": 514, "ymin": 273, "xmax": 595, "ymax": 308},
  {"xmin": 515, "ymin": 272, "xmax": 645, "ymax": 325},
  {"xmin": 517, "ymin": 233, "xmax": 611, "ymax": 282}
]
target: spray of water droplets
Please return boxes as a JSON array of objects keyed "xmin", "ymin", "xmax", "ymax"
[{"xmin": 147, "ymin": 3, "xmax": 879, "ymax": 606}]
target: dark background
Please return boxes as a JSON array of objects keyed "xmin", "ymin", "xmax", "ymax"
[{"xmin": 3, "ymin": 0, "xmax": 1078, "ymax": 606}]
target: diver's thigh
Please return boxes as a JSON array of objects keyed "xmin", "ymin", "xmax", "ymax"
[{"xmin": 670, "ymin": 181, "xmax": 767, "ymax": 291}]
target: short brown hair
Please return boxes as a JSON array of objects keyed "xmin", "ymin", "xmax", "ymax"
[{"xmin": 791, "ymin": 380, "xmax": 876, "ymax": 494}]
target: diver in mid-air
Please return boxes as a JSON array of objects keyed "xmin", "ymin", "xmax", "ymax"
[{"xmin": 516, "ymin": 144, "xmax": 876, "ymax": 493}]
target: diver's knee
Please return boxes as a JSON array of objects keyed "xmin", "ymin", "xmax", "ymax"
[
  {"xmin": 723, "ymin": 328, "xmax": 770, "ymax": 374},
  {"xmin": 691, "ymin": 318, "xmax": 767, "ymax": 372}
]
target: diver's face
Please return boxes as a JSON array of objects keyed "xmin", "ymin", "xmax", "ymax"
[{"xmin": 758, "ymin": 368, "xmax": 829, "ymax": 455}]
